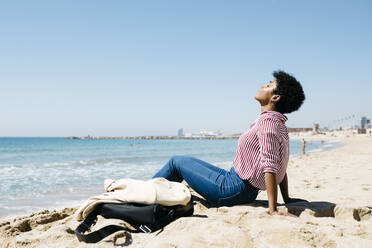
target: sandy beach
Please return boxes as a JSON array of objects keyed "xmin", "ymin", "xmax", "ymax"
[{"xmin": 1, "ymin": 134, "xmax": 372, "ymax": 248}]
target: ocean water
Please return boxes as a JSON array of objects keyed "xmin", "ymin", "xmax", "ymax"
[{"xmin": 0, "ymin": 137, "xmax": 341, "ymax": 218}]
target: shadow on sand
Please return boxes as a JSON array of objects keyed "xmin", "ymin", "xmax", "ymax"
[
  {"xmin": 248, "ymin": 200, "xmax": 337, "ymax": 217},
  {"xmin": 192, "ymin": 195, "xmax": 336, "ymax": 218},
  {"xmin": 190, "ymin": 195, "xmax": 372, "ymax": 221}
]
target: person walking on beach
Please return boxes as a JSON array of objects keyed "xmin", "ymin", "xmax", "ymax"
[
  {"xmin": 153, "ymin": 71, "xmax": 305, "ymax": 216},
  {"xmin": 302, "ymin": 138, "xmax": 306, "ymax": 155}
]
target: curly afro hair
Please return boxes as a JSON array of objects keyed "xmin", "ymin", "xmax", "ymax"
[{"xmin": 272, "ymin": 70, "xmax": 305, "ymax": 114}]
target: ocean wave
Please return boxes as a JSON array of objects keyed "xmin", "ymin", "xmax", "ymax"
[
  {"xmin": 308, "ymin": 148, "xmax": 322, "ymax": 154},
  {"xmin": 324, "ymin": 139, "xmax": 341, "ymax": 144}
]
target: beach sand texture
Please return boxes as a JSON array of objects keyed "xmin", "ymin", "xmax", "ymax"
[{"xmin": 1, "ymin": 135, "xmax": 372, "ymax": 248}]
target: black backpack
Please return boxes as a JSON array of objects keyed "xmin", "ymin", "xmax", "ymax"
[{"xmin": 74, "ymin": 201, "xmax": 194, "ymax": 243}]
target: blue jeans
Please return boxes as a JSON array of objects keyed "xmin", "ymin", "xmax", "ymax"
[{"xmin": 153, "ymin": 155, "xmax": 258, "ymax": 206}]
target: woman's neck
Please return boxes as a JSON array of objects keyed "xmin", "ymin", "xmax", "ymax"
[{"xmin": 260, "ymin": 104, "xmax": 276, "ymax": 113}]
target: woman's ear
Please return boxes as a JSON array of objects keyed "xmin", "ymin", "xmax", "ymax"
[{"xmin": 271, "ymin": 94, "xmax": 281, "ymax": 103}]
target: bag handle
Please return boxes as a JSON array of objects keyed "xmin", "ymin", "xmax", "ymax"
[{"xmin": 74, "ymin": 207, "xmax": 143, "ymax": 243}]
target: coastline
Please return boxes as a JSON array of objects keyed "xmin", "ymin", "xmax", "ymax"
[
  {"xmin": 64, "ymin": 135, "xmax": 241, "ymax": 140},
  {"xmin": 1, "ymin": 134, "xmax": 372, "ymax": 247},
  {"xmin": 0, "ymin": 137, "xmax": 336, "ymax": 220}
]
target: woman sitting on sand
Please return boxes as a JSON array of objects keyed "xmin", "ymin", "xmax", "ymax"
[{"xmin": 153, "ymin": 70, "xmax": 305, "ymax": 216}]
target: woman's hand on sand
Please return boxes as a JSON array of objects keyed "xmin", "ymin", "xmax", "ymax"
[{"xmin": 269, "ymin": 211, "xmax": 298, "ymax": 218}]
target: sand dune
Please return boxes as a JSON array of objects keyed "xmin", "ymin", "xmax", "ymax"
[{"xmin": 1, "ymin": 135, "xmax": 372, "ymax": 247}]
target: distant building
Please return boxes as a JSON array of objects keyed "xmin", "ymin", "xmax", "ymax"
[
  {"xmin": 177, "ymin": 128, "xmax": 184, "ymax": 136},
  {"xmin": 358, "ymin": 128, "xmax": 367, "ymax": 134},
  {"xmin": 184, "ymin": 130, "xmax": 223, "ymax": 137},
  {"xmin": 199, "ymin": 130, "xmax": 222, "ymax": 137},
  {"xmin": 184, "ymin": 133, "xmax": 192, "ymax": 137},
  {"xmin": 361, "ymin": 117, "xmax": 371, "ymax": 129}
]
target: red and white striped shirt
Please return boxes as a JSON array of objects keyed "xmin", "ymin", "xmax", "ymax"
[{"xmin": 233, "ymin": 111, "xmax": 289, "ymax": 190}]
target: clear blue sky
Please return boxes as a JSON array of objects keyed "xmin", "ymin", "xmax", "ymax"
[{"xmin": 1, "ymin": 0, "xmax": 371, "ymax": 136}]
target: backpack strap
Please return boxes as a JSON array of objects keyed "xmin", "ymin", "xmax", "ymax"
[{"xmin": 74, "ymin": 206, "xmax": 143, "ymax": 243}]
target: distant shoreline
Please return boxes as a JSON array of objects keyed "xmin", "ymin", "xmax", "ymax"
[{"xmin": 64, "ymin": 135, "xmax": 241, "ymax": 140}]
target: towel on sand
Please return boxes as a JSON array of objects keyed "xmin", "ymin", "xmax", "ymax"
[{"xmin": 75, "ymin": 177, "xmax": 191, "ymax": 221}]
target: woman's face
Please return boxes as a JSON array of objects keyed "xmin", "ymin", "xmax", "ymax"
[{"xmin": 254, "ymin": 78, "xmax": 278, "ymax": 104}]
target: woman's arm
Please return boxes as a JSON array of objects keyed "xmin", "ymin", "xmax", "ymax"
[
  {"xmin": 257, "ymin": 118, "xmax": 299, "ymax": 216},
  {"xmin": 265, "ymin": 172, "xmax": 298, "ymax": 217},
  {"xmin": 279, "ymin": 173, "xmax": 290, "ymax": 203},
  {"xmin": 265, "ymin": 172, "xmax": 277, "ymax": 213}
]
